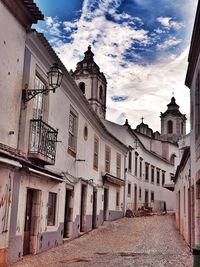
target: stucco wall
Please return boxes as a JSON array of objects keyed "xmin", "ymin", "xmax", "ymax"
[{"xmin": 0, "ymin": 1, "xmax": 26, "ymax": 148}]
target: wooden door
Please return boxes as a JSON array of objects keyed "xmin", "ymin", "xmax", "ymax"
[
  {"xmin": 80, "ymin": 185, "xmax": 87, "ymax": 232},
  {"xmin": 134, "ymin": 185, "xmax": 137, "ymax": 211},
  {"xmin": 103, "ymin": 188, "xmax": 109, "ymax": 221},
  {"xmin": 23, "ymin": 189, "xmax": 33, "ymax": 255},
  {"xmin": 92, "ymin": 190, "xmax": 97, "ymax": 229},
  {"xmin": 145, "ymin": 190, "xmax": 148, "ymax": 208},
  {"xmin": 64, "ymin": 189, "xmax": 71, "ymax": 238}
]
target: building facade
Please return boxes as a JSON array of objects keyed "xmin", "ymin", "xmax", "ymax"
[
  {"xmin": 176, "ymin": 0, "xmax": 200, "ymax": 248},
  {"xmin": 0, "ymin": 2, "xmax": 128, "ymax": 265}
]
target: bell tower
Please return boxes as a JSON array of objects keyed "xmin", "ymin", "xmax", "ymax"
[
  {"xmin": 72, "ymin": 46, "xmax": 107, "ymax": 119},
  {"xmin": 160, "ymin": 97, "xmax": 186, "ymax": 143}
]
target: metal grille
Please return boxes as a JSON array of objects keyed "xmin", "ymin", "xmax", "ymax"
[{"xmin": 29, "ymin": 119, "xmax": 58, "ymax": 161}]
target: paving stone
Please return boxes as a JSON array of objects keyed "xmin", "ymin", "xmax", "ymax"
[{"xmin": 9, "ymin": 214, "xmax": 192, "ymax": 267}]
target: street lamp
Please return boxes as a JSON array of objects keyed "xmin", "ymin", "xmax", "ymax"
[{"xmin": 22, "ymin": 63, "xmax": 63, "ymax": 102}]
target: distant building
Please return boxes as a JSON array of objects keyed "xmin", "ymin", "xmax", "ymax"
[{"xmin": 160, "ymin": 97, "xmax": 186, "ymax": 143}]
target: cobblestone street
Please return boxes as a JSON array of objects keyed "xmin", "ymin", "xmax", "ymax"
[{"xmin": 10, "ymin": 214, "xmax": 192, "ymax": 267}]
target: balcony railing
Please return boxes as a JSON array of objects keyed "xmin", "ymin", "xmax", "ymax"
[{"xmin": 28, "ymin": 119, "xmax": 58, "ymax": 165}]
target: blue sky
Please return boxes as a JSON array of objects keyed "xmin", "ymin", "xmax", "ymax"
[{"xmin": 34, "ymin": 0, "xmax": 197, "ymax": 131}]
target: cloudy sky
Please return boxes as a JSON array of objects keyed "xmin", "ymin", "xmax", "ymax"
[{"xmin": 34, "ymin": 0, "xmax": 198, "ymax": 132}]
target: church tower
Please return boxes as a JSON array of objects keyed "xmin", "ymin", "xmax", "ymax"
[
  {"xmin": 72, "ymin": 46, "xmax": 107, "ymax": 119},
  {"xmin": 160, "ymin": 97, "xmax": 186, "ymax": 143}
]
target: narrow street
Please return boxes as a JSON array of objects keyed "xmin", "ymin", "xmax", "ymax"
[{"xmin": 10, "ymin": 214, "xmax": 192, "ymax": 267}]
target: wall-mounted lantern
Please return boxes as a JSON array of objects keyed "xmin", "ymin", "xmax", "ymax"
[{"xmin": 22, "ymin": 63, "xmax": 63, "ymax": 102}]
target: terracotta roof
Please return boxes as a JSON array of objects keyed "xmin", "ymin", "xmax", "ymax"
[
  {"xmin": 2, "ymin": 0, "xmax": 43, "ymax": 27},
  {"xmin": 22, "ymin": 0, "xmax": 44, "ymax": 22},
  {"xmin": 185, "ymin": 1, "xmax": 200, "ymax": 87}
]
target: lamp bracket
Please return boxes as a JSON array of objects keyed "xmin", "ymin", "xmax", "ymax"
[{"xmin": 22, "ymin": 88, "xmax": 55, "ymax": 102}]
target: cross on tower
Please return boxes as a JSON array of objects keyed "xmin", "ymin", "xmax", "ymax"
[{"xmin": 141, "ymin": 116, "xmax": 144, "ymax": 123}]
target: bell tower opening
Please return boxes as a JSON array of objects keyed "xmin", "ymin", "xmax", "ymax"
[
  {"xmin": 160, "ymin": 96, "xmax": 187, "ymax": 143},
  {"xmin": 71, "ymin": 46, "xmax": 107, "ymax": 119}
]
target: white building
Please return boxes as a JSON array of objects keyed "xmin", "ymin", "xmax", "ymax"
[{"xmin": 0, "ymin": 1, "xmax": 43, "ymax": 266}]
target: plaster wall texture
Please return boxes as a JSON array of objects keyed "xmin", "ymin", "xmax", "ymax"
[
  {"xmin": 175, "ymin": 158, "xmax": 190, "ymax": 244},
  {"xmin": 189, "ymin": 52, "xmax": 200, "ymax": 244},
  {"xmin": 0, "ymin": 1, "xmax": 26, "ymax": 148},
  {"xmin": 16, "ymin": 173, "xmax": 65, "ymax": 237},
  {"xmin": 0, "ymin": 166, "xmax": 13, "ymax": 250}
]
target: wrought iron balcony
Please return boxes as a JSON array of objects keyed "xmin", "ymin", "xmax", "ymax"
[{"xmin": 28, "ymin": 119, "xmax": 58, "ymax": 165}]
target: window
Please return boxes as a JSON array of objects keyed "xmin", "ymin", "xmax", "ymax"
[
  {"xmin": 83, "ymin": 123, "xmax": 88, "ymax": 141},
  {"xmin": 31, "ymin": 75, "xmax": 48, "ymax": 153},
  {"xmin": 167, "ymin": 120, "xmax": 173, "ymax": 134},
  {"xmin": 151, "ymin": 191, "xmax": 154, "ymax": 202},
  {"xmin": 105, "ymin": 145, "xmax": 111, "ymax": 173},
  {"xmin": 139, "ymin": 187, "xmax": 142, "ymax": 200},
  {"xmin": 181, "ymin": 122, "xmax": 184, "ymax": 135},
  {"xmin": 68, "ymin": 107, "xmax": 78, "ymax": 156},
  {"xmin": 128, "ymin": 151, "xmax": 132, "ymax": 172},
  {"xmin": 116, "ymin": 153, "xmax": 121, "ymax": 178},
  {"xmin": 79, "ymin": 82, "xmax": 85, "ymax": 94},
  {"xmin": 116, "ymin": 189, "xmax": 120, "ymax": 208},
  {"xmin": 128, "ymin": 183, "xmax": 131, "ymax": 196},
  {"xmin": 135, "ymin": 153, "xmax": 138, "ymax": 177},
  {"xmin": 99, "ymin": 85, "xmax": 103, "ymax": 100},
  {"xmin": 47, "ymin": 192, "xmax": 57, "ymax": 226},
  {"xmin": 156, "ymin": 168, "xmax": 160, "ymax": 185},
  {"xmin": 170, "ymin": 154, "xmax": 176, "ymax": 165},
  {"xmin": 139, "ymin": 157, "xmax": 143, "ymax": 178},
  {"xmin": 93, "ymin": 136, "xmax": 99, "ymax": 170},
  {"xmin": 162, "ymin": 171, "xmax": 165, "ymax": 186},
  {"xmin": 151, "ymin": 166, "xmax": 155, "ymax": 183},
  {"xmin": 33, "ymin": 75, "xmax": 47, "ymax": 120},
  {"xmin": 145, "ymin": 163, "xmax": 149, "ymax": 181}
]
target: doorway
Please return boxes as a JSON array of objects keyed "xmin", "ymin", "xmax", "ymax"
[
  {"xmin": 145, "ymin": 190, "xmax": 149, "ymax": 208},
  {"xmin": 23, "ymin": 188, "xmax": 41, "ymax": 256},
  {"xmin": 191, "ymin": 186, "xmax": 195, "ymax": 247},
  {"xmin": 92, "ymin": 190, "xmax": 97, "ymax": 229},
  {"xmin": 134, "ymin": 185, "xmax": 137, "ymax": 211},
  {"xmin": 103, "ymin": 188, "xmax": 109, "ymax": 221},
  {"xmin": 64, "ymin": 189, "xmax": 72, "ymax": 238},
  {"xmin": 80, "ymin": 184, "xmax": 87, "ymax": 232},
  {"xmin": 178, "ymin": 190, "xmax": 181, "ymax": 228}
]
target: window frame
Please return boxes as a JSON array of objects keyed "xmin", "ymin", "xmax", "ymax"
[
  {"xmin": 116, "ymin": 189, "xmax": 120, "ymax": 209},
  {"xmin": 93, "ymin": 135, "xmax": 99, "ymax": 171},
  {"xmin": 145, "ymin": 162, "xmax": 149, "ymax": 182},
  {"xmin": 116, "ymin": 153, "xmax": 121, "ymax": 178},
  {"xmin": 47, "ymin": 192, "xmax": 57, "ymax": 226},
  {"xmin": 68, "ymin": 106, "xmax": 78, "ymax": 157},
  {"xmin": 156, "ymin": 168, "xmax": 160, "ymax": 185},
  {"xmin": 127, "ymin": 183, "xmax": 131, "ymax": 197},
  {"xmin": 105, "ymin": 145, "xmax": 111, "ymax": 173}
]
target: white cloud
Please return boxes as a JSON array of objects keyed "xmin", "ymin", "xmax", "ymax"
[
  {"xmin": 156, "ymin": 37, "xmax": 182, "ymax": 49},
  {"xmin": 45, "ymin": 0, "xmax": 190, "ymax": 132},
  {"xmin": 157, "ymin": 16, "xmax": 185, "ymax": 30}
]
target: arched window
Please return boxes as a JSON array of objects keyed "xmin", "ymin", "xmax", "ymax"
[
  {"xmin": 181, "ymin": 122, "xmax": 184, "ymax": 135},
  {"xmin": 170, "ymin": 154, "xmax": 176, "ymax": 165},
  {"xmin": 167, "ymin": 120, "xmax": 173, "ymax": 134},
  {"xmin": 79, "ymin": 82, "xmax": 85, "ymax": 94},
  {"xmin": 99, "ymin": 85, "xmax": 103, "ymax": 100}
]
